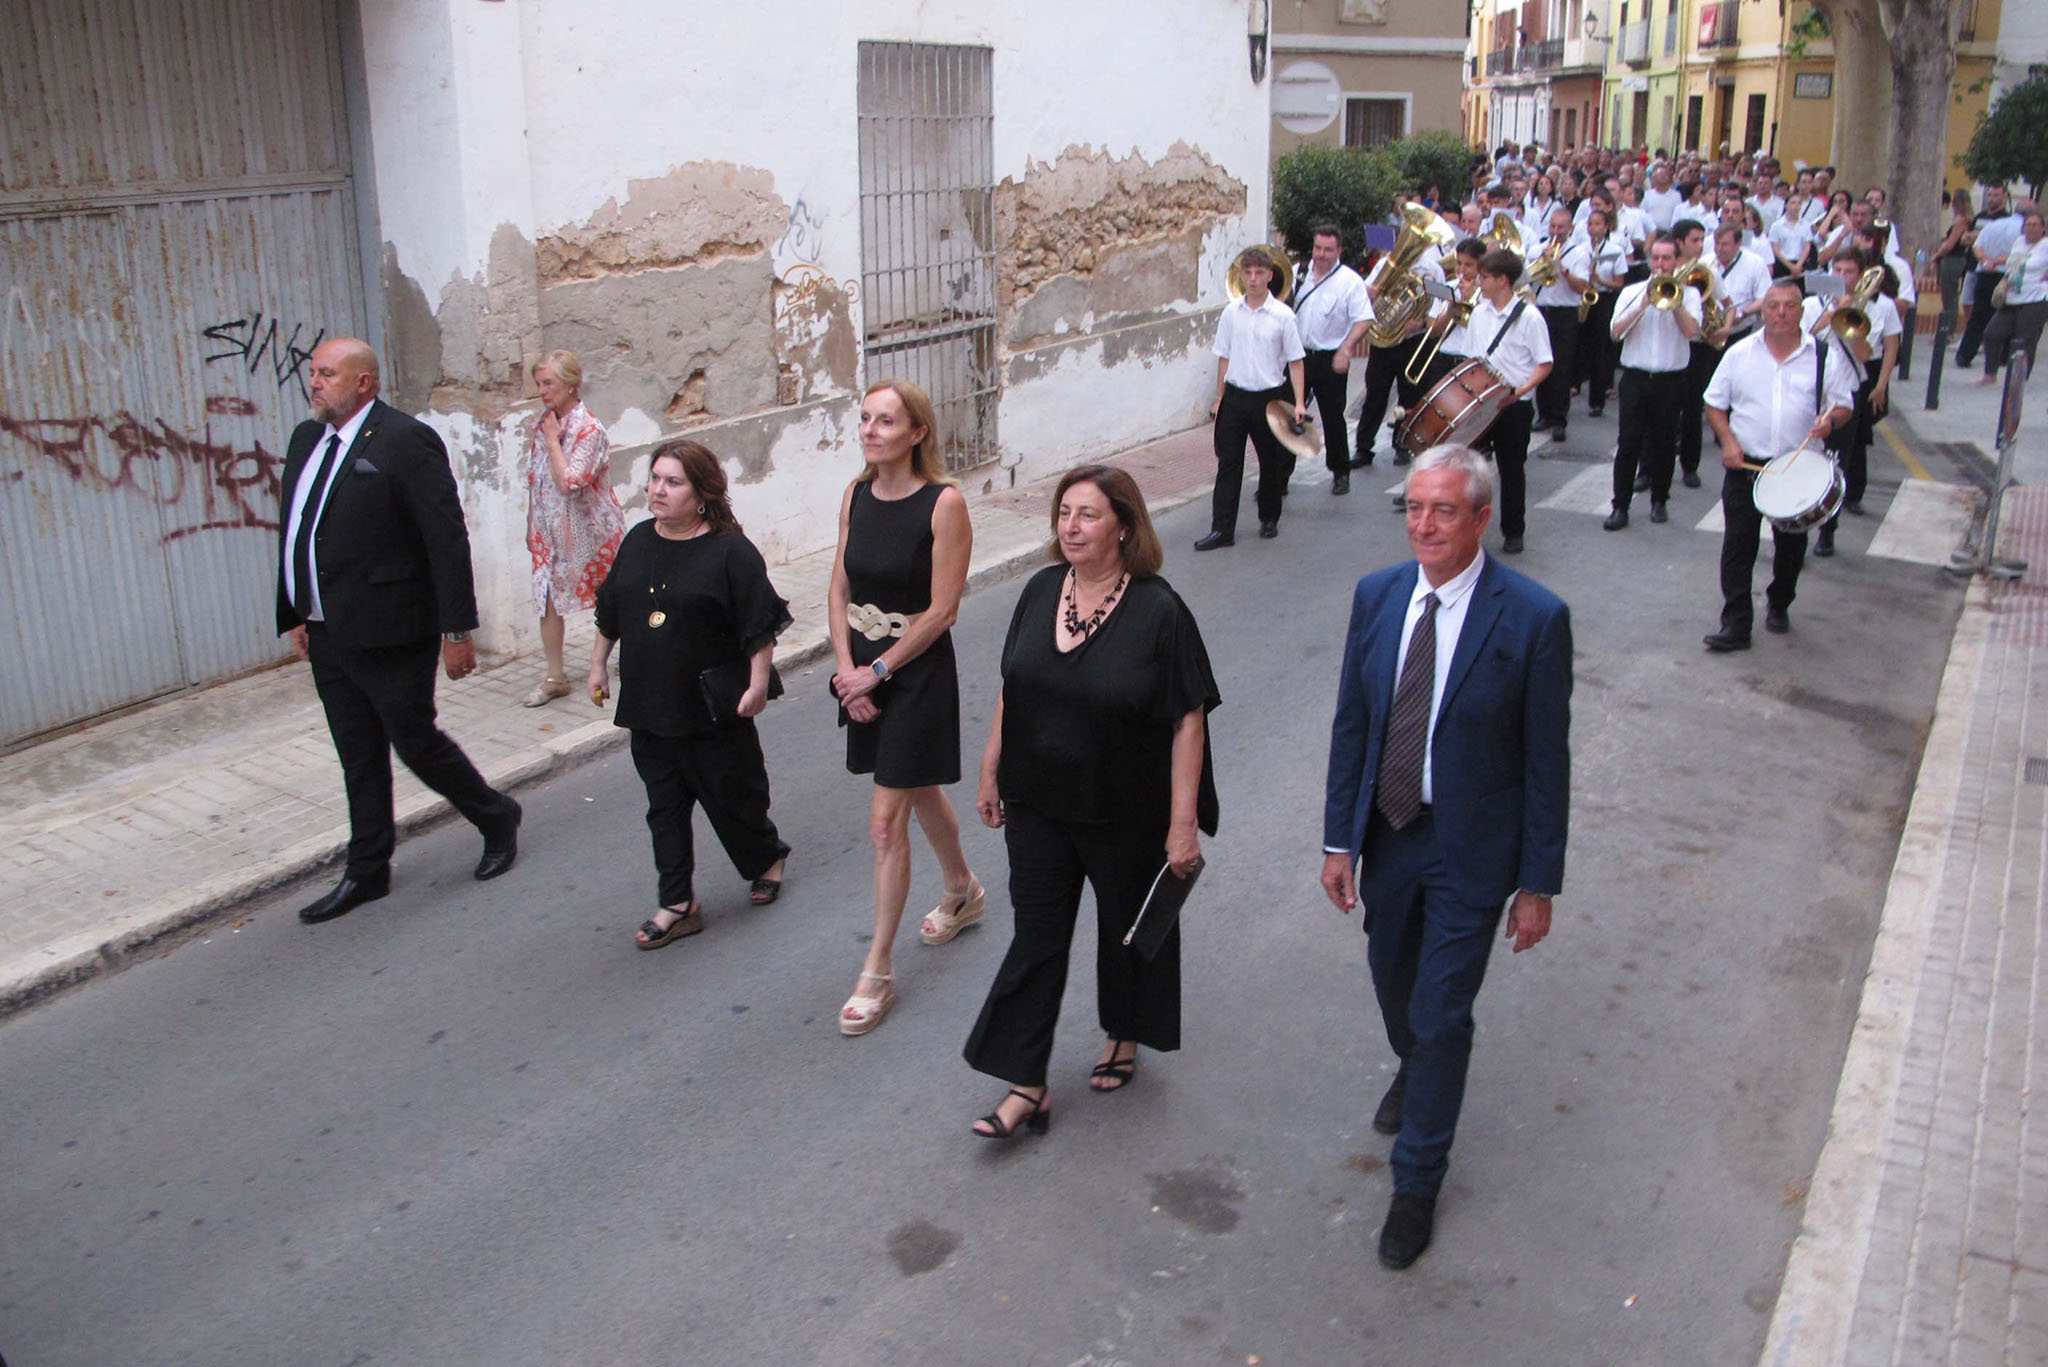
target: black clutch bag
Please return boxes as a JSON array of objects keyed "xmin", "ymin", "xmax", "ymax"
[
  {"xmin": 697, "ymin": 659, "xmax": 784, "ymax": 723},
  {"xmin": 1122, "ymin": 854, "xmax": 1205, "ymax": 962}
]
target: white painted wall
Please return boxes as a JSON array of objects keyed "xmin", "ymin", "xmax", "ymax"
[{"xmin": 355, "ymin": 0, "xmax": 1267, "ymax": 655}]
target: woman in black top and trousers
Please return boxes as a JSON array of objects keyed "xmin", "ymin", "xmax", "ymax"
[
  {"xmin": 590, "ymin": 440, "xmax": 791, "ymax": 948},
  {"xmin": 964, "ymin": 465, "xmax": 1220, "ymax": 1139}
]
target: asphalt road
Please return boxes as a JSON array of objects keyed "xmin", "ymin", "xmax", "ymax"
[{"xmin": 0, "ymin": 417, "xmax": 1967, "ymax": 1367}]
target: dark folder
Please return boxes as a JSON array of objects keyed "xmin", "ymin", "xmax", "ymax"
[
  {"xmin": 1122, "ymin": 854, "xmax": 1205, "ymax": 961},
  {"xmin": 697, "ymin": 660, "xmax": 784, "ymax": 723}
]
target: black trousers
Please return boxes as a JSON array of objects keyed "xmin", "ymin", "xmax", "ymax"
[
  {"xmin": 1536, "ymin": 305, "xmax": 1579, "ymax": 430},
  {"xmin": 629, "ymin": 724, "xmax": 787, "ymax": 908},
  {"xmin": 1613, "ymin": 367, "xmax": 1687, "ymax": 506},
  {"xmin": 306, "ymin": 625, "xmax": 518, "ymax": 879},
  {"xmin": 963, "ymin": 803, "xmax": 1179, "ymax": 1088},
  {"xmin": 1719, "ymin": 467, "xmax": 1807, "ymax": 637},
  {"xmin": 1577, "ymin": 292, "xmax": 1619, "ymax": 408},
  {"xmin": 1357, "ymin": 334, "xmax": 1425, "ymax": 460},
  {"xmin": 1477, "ymin": 398, "xmax": 1534, "ymax": 539},
  {"xmin": 1823, "ymin": 359, "xmax": 1881, "ymax": 531},
  {"xmin": 1985, "ymin": 300, "xmax": 2048, "ymax": 376},
  {"xmin": 1955, "ymin": 269, "xmax": 1998, "ymax": 364},
  {"xmin": 1303, "ymin": 348, "xmax": 1352, "ymax": 474},
  {"xmin": 1211, "ymin": 381, "xmax": 1294, "ymax": 533},
  {"xmin": 1677, "ymin": 340, "xmax": 1724, "ymax": 476}
]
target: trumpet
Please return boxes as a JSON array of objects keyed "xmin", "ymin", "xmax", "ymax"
[
  {"xmin": 1404, "ymin": 281, "xmax": 1475, "ymax": 385},
  {"xmin": 1365, "ymin": 204, "xmax": 1458, "ymax": 348},
  {"xmin": 1810, "ymin": 266, "xmax": 1886, "ymax": 348},
  {"xmin": 1614, "ymin": 272, "xmax": 1684, "ymax": 341}
]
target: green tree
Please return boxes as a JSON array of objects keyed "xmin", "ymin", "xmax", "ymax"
[
  {"xmin": 1962, "ymin": 73, "xmax": 2048, "ymax": 196},
  {"xmin": 1269, "ymin": 144, "xmax": 1400, "ymax": 268},
  {"xmin": 1385, "ymin": 130, "xmax": 1478, "ymax": 202}
]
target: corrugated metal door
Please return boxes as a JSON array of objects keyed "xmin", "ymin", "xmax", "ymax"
[{"xmin": 0, "ymin": 0, "xmax": 367, "ymax": 744}]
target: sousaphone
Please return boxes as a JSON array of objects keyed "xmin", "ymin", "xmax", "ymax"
[{"xmin": 1227, "ymin": 244, "xmax": 1295, "ymax": 304}]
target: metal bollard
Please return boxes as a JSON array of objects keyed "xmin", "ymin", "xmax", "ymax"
[{"xmin": 1924, "ymin": 319, "xmax": 1950, "ymax": 411}]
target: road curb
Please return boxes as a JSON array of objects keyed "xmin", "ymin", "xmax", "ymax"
[
  {"xmin": 0, "ymin": 478, "xmax": 1211, "ymax": 1019},
  {"xmin": 1756, "ymin": 576, "xmax": 1991, "ymax": 1367}
]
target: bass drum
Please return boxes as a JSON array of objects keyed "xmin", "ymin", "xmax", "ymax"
[
  {"xmin": 1752, "ymin": 447, "xmax": 1845, "ymax": 533},
  {"xmin": 1395, "ymin": 358, "xmax": 1513, "ymax": 458}
]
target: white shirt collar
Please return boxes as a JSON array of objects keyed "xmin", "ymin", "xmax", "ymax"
[{"xmin": 1413, "ymin": 547, "xmax": 1486, "ymax": 610}]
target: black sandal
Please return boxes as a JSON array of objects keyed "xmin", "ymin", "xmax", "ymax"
[
  {"xmin": 635, "ymin": 903, "xmax": 703, "ymax": 950},
  {"xmin": 972, "ymin": 1088, "xmax": 1051, "ymax": 1140},
  {"xmin": 748, "ymin": 877, "xmax": 782, "ymax": 906},
  {"xmin": 1090, "ymin": 1041, "xmax": 1137, "ymax": 1092}
]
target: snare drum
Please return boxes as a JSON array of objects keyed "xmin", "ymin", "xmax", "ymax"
[{"xmin": 1751, "ymin": 447, "xmax": 1845, "ymax": 533}]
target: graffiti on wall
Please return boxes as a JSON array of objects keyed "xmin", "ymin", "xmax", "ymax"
[
  {"xmin": 202, "ymin": 312, "xmax": 325, "ymax": 403},
  {"xmin": 1, "ymin": 410, "xmax": 283, "ymax": 543}
]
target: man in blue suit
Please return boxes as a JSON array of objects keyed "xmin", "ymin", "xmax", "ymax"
[{"xmin": 1319, "ymin": 443, "xmax": 1572, "ymax": 1269}]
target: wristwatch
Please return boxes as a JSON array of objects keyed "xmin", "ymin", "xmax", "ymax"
[
  {"xmin": 443, "ymin": 630, "xmax": 471, "ymax": 644},
  {"xmin": 870, "ymin": 658, "xmax": 891, "ymax": 682}
]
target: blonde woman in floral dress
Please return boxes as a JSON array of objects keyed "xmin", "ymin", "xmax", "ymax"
[{"xmin": 525, "ymin": 350, "xmax": 625, "ymax": 705}]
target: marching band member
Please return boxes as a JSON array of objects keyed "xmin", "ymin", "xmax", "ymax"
[
  {"xmin": 1454, "ymin": 248, "xmax": 1552, "ymax": 555},
  {"xmin": 1801, "ymin": 247, "xmax": 1901, "ymax": 556},
  {"xmin": 1578, "ymin": 208, "xmax": 1629, "ymax": 418},
  {"xmin": 1197, "ymin": 247, "xmax": 1306, "ymax": 550},
  {"xmin": 1530, "ymin": 207, "xmax": 1592, "ymax": 445},
  {"xmin": 1292, "ymin": 224, "xmax": 1373, "ymax": 494},
  {"xmin": 1356, "ymin": 234, "xmax": 1449, "ymax": 469},
  {"xmin": 1701, "ymin": 280, "xmax": 1857, "ymax": 652},
  {"xmin": 1604, "ymin": 234, "xmax": 1703, "ymax": 531}
]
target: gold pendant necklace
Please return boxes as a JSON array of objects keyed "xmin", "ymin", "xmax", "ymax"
[{"xmin": 647, "ymin": 582, "xmax": 667, "ymax": 629}]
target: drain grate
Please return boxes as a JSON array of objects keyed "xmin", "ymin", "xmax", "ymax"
[{"xmin": 2025, "ymin": 757, "xmax": 2048, "ymax": 785}]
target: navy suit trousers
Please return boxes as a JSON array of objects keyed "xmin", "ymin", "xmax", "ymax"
[{"xmin": 1361, "ymin": 808, "xmax": 1504, "ymax": 1200}]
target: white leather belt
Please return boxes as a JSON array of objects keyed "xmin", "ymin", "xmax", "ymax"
[{"xmin": 847, "ymin": 602, "xmax": 921, "ymax": 641}]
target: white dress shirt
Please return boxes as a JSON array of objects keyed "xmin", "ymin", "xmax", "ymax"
[
  {"xmin": 1714, "ymin": 250, "xmax": 1775, "ymax": 336},
  {"xmin": 1213, "ymin": 295, "xmax": 1305, "ymax": 391},
  {"xmin": 1291, "ymin": 261, "xmax": 1372, "ymax": 351},
  {"xmin": 1453, "ymin": 294, "xmax": 1552, "ymax": 392},
  {"xmin": 1530, "ymin": 238, "xmax": 1592, "ymax": 308},
  {"xmin": 1642, "ymin": 185, "xmax": 1684, "ymax": 231},
  {"xmin": 1612, "ymin": 279, "xmax": 1702, "ymax": 371},
  {"xmin": 1801, "ymin": 293, "xmax": 1902, "ymax": 373},
  {"xmin": 1975, "ymin": 213, "xmax": 2023, "ymax": 269},
  {"xmin": 1766, "ymin": 215, "xmax": 1813, "ymax": 269},
  {"xmin": 1584, "ymin": 235, "xmax": 1629, "ymax": 291},
  {"xmin": 1393, "ymin": 549, "xmax": 1487, "ymax": 806},
  {"xmin": 1703, "ymin": 330, "xmax": 1858, "ymax": 459},
  {"xmin": 1618, "ymin": 205, "xmax": 1656, "ymax": 254},
  {"xmin": 1798, "ymin": 197, "xmax": 1827, "ymax": 228},
  {"xmin": 1749, "ymin": 193, "xmax": 1787, "ymax": 228},
  {"xmin": 281, "ymin": 399, "xmax": 374, "ymax": 619},
  {"xmin": 1689, "ymin": 205, "xmax": 1721, "ymax": 237}
]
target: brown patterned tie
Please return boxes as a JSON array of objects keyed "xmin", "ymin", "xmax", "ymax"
[{"xmin": 1375, "ymin": 592, "xmax": 1438, "ymax": 830}]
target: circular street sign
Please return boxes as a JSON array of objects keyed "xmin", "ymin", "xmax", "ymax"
[{"xmin": 1273, "ymin": 60, "xmax": 1342, "ymax": 135}]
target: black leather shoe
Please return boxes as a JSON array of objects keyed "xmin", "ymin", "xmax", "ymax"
[
  {"xmin": 1549, "ymin": 426, "xmax": 1567, "ymax": 443},
  {"xmin": 1258, "ymin": 520, "xmax": 1279, "ymax": 539},
  {"xmin": 1602, "ymin": 508, "xmax": 1629, "ymax": 531},
  {"xmin": 1378, "ymin": 1192, "xmax": 1436, "ymax": 1270},
  {"xmin": 1193, "ymin": 531, "xmax": 1235, "ymax": 552},
  {"xmin": 475, "ymin": 800, "xmax": 522, "ymax": 881},
  {"xmin": 1372, "ymin": 1067, "xmax": 1407, "ymax": 1135},
  {"xmin": 298, "ymin": 871, "xmax": 390, "ymax": 924},
  {"xmin": 1501, "ymin": 535, "xmax": 1524, "ymax": 554},
  {"xmin": 1764, "ymin": 607, "xmax": 1790, "ymax": 634},
  {"xmin": 1814, "ymin": 530, "xmax": 1836, "ymax": 558},
  {"xmin": 1682, "ymin": 470, "xmax": 1702, "ymax": 488},
  {"xmin": 1649, "ymin": 501, "xmax": 1669, "ymax": 524},
  {"xmin": 1586, "ymin": 404, "xmax": 1604, "ymax": 418},
  {"xmin": 1702, "ymin": 631, "xmax": 1752, "ymax": 653},
  {"xmin": 1844, "ymin": 501, "xmax": 1866, "ymax": 516},
  {"xmin": 1332, "ymin": 473, "xmax": 1350, "ymax": 495},
  {"xmin": 1633, "ymin": 472, "xmax": 1651, "ymax": 492},
  {"xmin": 1391, "ymin": 451, "xmax": 1411, "ymax": 467},
  {"xmin": 1349, "ymin": 452, "xmax": 1373, "ymax": 469}
]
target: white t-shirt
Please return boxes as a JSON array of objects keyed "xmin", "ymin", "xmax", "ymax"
[
  {"xmin": 2008, "ymin": 237, "xmax": 2048, "ymax": 305},
  {"xmin": 1213, "ymin": 295, "xmax": 1305, "ymax": 390},
  {"xmin": 1703, "ymin": 330, "xmax": 1860, "ymax": 460}
]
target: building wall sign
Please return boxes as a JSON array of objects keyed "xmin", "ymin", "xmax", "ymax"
[
  {"xmin": 1793, "ymin": 72, "xmax": 1832, "ymax": 99},
  {"xmin": 1273, "ymin": 60, "xmax": 1343, "ymax": 133},
  {"xmin": 1621, "ymin": 75, "xmax": 1649, "ymax": 92},
  {"xmin": 1338, "ymin": 0, "xmax": 1388, "ymax": 22}
]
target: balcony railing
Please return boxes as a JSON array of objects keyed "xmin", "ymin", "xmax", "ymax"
[
  {"xmin": 1698, "ymin": 1, "xmax": 1739, "ymax": 49},
  {"xmin": 1620, "ymin": 19, "xmax": 1651, "ymax": 65},
  {"xmin": 1524, "ymin": 37, "xmax": 1564, "ymax": 71},
  {"xmin": 1485, "ymin": 45, "xmax": 1515, "ymax": 76}
]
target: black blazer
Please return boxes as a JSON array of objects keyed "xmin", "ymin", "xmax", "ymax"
[{"xmin": 274, "ymin": 397, "xmax": 481, "ymax": 649}]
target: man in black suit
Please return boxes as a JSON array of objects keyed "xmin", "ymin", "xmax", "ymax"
[{"xmin": 277, "ymin": 338, "xmax": 521, "ymax": 924}]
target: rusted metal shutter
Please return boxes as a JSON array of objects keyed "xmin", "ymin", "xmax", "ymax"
[{"xmin": 0, "ymin": 0, "xmax": 366, "ymax": 745}]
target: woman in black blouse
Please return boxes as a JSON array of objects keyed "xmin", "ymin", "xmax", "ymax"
[
  {"xmin": 590, "ymin": 440, "xmax": 791, "ymax": 949},
  {"xmin": 962, "ymin": 465, "xmax": 1220, "ymax": 1139}
]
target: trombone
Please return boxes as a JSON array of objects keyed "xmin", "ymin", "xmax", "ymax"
[
  {"xmin": 1404, "ymin": 280, "xmax": 1474, "ymax": 385},
  {"xmin": 1613, "ymin": 272, "xmax": 1685, "ymax": 342}
]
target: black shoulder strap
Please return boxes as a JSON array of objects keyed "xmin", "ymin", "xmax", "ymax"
[
  {"xmin": 1486, "ymin": 300, "xmax": 1530, "ymax": 359},
  {"xmin": 1814, "ymin": 337, "xmax": 1826, "ymax": 416},
  {"xmin": 1293, "ymin": 268, "xmax": 1330, "ymax": 311}
]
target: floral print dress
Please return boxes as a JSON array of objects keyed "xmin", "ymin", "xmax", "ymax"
[{"xmin": 526, "ymin": 402, "xmax": 625, "ymax": 616}]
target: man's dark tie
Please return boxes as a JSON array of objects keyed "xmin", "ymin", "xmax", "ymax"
[
  {"xmin": 291, "ymin": 434, "xmax": 341, "ymax": 620},
  {"xmin": 1376, "ymin": 591, "xmax": 1439, "ymax": 830}
]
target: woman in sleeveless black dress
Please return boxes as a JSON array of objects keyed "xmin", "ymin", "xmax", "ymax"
[{"xmin": 827, "ymin": 380, "xmax": 981, "ymax": 1037}]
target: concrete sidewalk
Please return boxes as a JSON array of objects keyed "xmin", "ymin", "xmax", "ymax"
[
  {"xmin": 1761, "ymin": 364, "xmax": 2046, "ymax": 1365},
  {"xmin": 0, "ymin": 426, "xmax": 1218, "ymax": 1013}
]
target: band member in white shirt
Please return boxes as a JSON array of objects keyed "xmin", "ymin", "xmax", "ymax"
[
  {"xmin": 1457, "ymin": 247, "xmax": 1553, "ymax": 554},
  {"xmin": 1356, "ymin": 235, "xmax": 1449, "ymax": 468},
  {"xmin": 1701, "ymin": 279, "xmax": 1858, "ymax": 651},
  {"xmin": 1293, "ymin": 224, "xmax": 1374, "ymax": 494},
  {"xmin": 1801, "ymin": 246, "xmax": 1902, "ymax": 556},
  {"xmin": 1414, "ymin": 239, "xmax": 1486, "ymax": 395},
  {"xmin": 1198, "ymin": 246, "xmax": 1307, "ymax": 551},
  {"xmin": 1604, "ymin": 234, "xmax": 1703, "ymax": 529},
  {"xmin": 1579, "ymin": 208, "xmax": 1629, "ymax": 418},
  {"xmin": 1675, "ymin": 220, "xmax": 1773, "ymax": 488},
  {"xmin": 1529, "ymin": 207, "xmax": 1592, "ymax": 444}
]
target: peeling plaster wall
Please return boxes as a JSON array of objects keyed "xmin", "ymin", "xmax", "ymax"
[{"xmin": 354, "ymin": 0, "xmax": 1267, "ymax": 654}]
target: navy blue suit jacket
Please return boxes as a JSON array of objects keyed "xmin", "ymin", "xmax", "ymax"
[{"xmin": 1322, "ymin": 554, "xmax": 1572, "ymax": 908}]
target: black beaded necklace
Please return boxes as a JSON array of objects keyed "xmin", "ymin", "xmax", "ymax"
[{"xmin": 1062, "ymin": 568, "xmax": 1128, "ymax": 640}]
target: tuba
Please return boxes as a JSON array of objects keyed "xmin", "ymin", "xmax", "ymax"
[
  {"xmin": 1227, "ymin": 244, "xmax": 1294, "ymax": 304},
  {"xmin": 1483, "ymin": 211, "xmax": 1525, "ymax": 257},
  {"xmin": 1365, "ymin": 204, "xmax": 1458, "ymax": 348}
]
